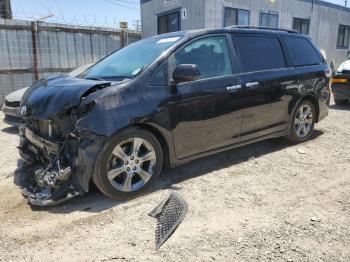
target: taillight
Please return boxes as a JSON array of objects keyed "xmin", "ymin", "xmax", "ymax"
[{"xmin": 331, "ymin": 78, "xmax": 348, "ymax": 84}]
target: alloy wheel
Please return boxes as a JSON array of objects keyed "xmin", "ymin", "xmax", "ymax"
[
  {"xmin": 106, "ymin": 137, "xmax": 157, "ymax": 192},
  {"xmin": 294, "ymin": 104, "xmax": 313, "ymax": 138}
]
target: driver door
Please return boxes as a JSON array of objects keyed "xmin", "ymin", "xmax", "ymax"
[{"xmin": 167, "ymin": 35, "xmax": 245, "ymax": 159}]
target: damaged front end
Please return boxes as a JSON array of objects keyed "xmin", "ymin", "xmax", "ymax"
[{"xmin": 17, "ymin": 75, "xmax": 110, "ymax": 206}]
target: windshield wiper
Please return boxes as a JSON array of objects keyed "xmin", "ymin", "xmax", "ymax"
[{"xmin": 84, "ymin": 77, "xmax": 106, "ymax": 81}]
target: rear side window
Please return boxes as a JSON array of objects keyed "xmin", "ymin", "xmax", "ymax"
[
  {"xmin": 234, "ymin": 36, "xmax": 286, "ymax": 73},
  {"xmin": 283, "ymin": 37, "xmax": 321, "ymax": 67}
]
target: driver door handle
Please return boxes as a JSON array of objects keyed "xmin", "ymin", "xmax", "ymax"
[{"xmin": 226, "ymin": 84, "xmax": 242, "ymax": 92}]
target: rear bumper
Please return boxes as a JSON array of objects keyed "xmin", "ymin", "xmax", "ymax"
[{"xmin": 331, "ymin": 83, "xmax": 350, "ymax": 100}]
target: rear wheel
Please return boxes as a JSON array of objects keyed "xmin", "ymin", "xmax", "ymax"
[
  {"xmin": 93, "ymin": 127, "xmax": 163, "ymax": 200},
  {"xmin": 286, "ymin": 100, "xmax": 316, "ymax": 143},
  {"xmin": 334, "ymin": 99, "xmax": 348, "ymax": 105}
]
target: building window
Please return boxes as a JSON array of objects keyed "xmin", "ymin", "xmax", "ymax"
[
  {"xmin": 157, "ymin": 10, "xmax": 180, "ymax": 35},
  {"xmin": 337, "ymin": 24, "xmax": 350, "ymax": 49},
  {"xmin": 224, "ymin": 7, "xmax": 250, "ymax": 27},
  {"xmin": 259, "ymin": 11, "xmax": 279, "ymax": 28},
  {"xmin": 293, "ymin": 18, "xmax": 310, "ymax": 35}
]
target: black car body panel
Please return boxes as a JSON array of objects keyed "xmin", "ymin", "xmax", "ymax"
[{"xmin": 17, "ymin": 28, "xmax": 330, "ymax": 206}]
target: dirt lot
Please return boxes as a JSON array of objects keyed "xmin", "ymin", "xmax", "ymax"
[{"xmin": 0, "ymin": 98, "xmax": 349, "ymax": 262}]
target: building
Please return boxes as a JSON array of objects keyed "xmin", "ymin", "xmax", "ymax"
[
  {"xmin": 0, "ymin": 0, "xmax": 12, "ymax": 19},
  {"xmin": 141, "ymin": 0, "xmax": 350, "ymax": 67}
]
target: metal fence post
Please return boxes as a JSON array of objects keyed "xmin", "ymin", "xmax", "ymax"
[
  {"xmin": 120, "ymin": 29, "xmax": 125, "ymax": 48},
  {"xmin": 31, "ymin": 21, "xmax": 39, "ymax": 80}
]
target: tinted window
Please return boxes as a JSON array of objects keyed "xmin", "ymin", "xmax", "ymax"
[
  {"xmin": 283, "ymin": 37, "xmax": 321, "ymax": 67},
  {"xmin": 174, "ymin": 36, "xmax": 232, "ymax": 79},
  {"xmin": 150, "ymin": 62, "xmax": 168, "ymax": 86},
  {"xmin": 234, "ymin": 36, "xmax": 285, "ymax": 72}
]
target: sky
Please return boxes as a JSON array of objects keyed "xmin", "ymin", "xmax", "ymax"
[
  {"xmin": 11, "ymin": 0, "xmax": 141, "ymax": 29},
  {"xmin": 10, "ymin": 0, "xmax": 349, "ymax": 30}
]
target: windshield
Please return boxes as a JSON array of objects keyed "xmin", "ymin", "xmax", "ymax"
[{"xmin": 82, "ymin": 36, "xmax": 182, "ymax": 80}]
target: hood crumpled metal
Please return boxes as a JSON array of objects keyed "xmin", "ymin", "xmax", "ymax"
[{"xmin": 21, "ymin": 75, "xmax": 111, "ymax": 119}]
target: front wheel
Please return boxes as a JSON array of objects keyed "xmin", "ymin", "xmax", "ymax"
[
  {"xmin": 286, "ymin": 100, "xmax": 316, "ymax": 143},
  {"xmin": 92, "ymin": 127, "xmax": 163, "ymax": 200}
]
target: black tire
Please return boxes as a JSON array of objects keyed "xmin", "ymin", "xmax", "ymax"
[
  {"xmin": 92, "ymin": 127, "xmax": 163, "ymax": 200},
  {"xmin": 286, "ymin": 99, "xmax": 316, "ymax": 143},
  {"xmin": 334, "ymin": 99, "xmax": 348, "ymax": 105}
]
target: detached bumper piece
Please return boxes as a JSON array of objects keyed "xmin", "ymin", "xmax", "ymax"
[{"xmin": 149, "ymin": 192, "xmax": 188, "ymax": 250}]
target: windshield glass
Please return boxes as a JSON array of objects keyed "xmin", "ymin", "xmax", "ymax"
[{"xmin": 82, "ymin": 36, "xmax": 182, "ymax": 80}]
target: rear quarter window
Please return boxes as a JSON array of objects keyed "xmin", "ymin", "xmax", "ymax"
[
  {"xmin": 283, "ymin": 37, "xmax": 321, "ymax": 67},
  {"xmin": 233, "ymin": 35, "xmax": 286, "ymax": 73}
]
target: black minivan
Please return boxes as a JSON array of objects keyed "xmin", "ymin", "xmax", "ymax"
[{"xmin": 18, "ymin": 27, "xmax": 331, "ymax": 206}]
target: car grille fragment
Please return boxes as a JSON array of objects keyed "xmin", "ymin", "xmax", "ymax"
[{"xmin": 149, "ymin": 192, "xmax": 188, "ymax": 250}]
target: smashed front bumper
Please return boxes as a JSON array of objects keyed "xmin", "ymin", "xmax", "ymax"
[{"xmin": 17, "ymin": 125, "xmax": 105, "ymax": 206}]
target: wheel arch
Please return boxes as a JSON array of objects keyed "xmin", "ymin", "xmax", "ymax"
[
  {"xmin": 300, "ymin": 94, "xmax": 320, "ymax": 123},
  {"xmin": 291, "ymin": 94, "xmax": 320, "ymax": 123},
  {"xmin": 130, "ymin": 123, "xmax": 171, "ymax": 169}
]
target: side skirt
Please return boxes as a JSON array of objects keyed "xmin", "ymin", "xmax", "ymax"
[{"xmin": 169, "ymin": 130, "xmax": 289, "ymax": 168}]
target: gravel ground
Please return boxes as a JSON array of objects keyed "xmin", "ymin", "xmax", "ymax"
[{"xmin": 0, "ymin": 98, "xmax": 349, "ymax": 262}]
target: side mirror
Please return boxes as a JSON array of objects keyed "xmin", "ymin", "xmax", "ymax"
[{"xmin": 172, "ymin": 64, "xmax": 201, "ymax": 84}]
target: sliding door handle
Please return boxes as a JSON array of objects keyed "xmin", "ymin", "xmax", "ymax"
[
  {"xmin": 245, "ymin": 82, "xmax": 260, "ymax": 88},
  {"xmin": 226, "ymin": 84, "xmax": 242, "ymax": 92}
]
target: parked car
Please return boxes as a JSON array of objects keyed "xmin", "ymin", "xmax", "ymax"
[
  {"xmin": 331, "ymin": 59, "xmax": 350, "ymax": 105},
  {"xmin": 17, "ymin": 27, "xmax": 331, "ymax": 206},
  {"xmin": 1, "ymin": 63, "xmax": 94, "ymax": 125}
]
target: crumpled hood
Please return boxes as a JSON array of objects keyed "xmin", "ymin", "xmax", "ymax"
[{"xmin": 21, "ymin": 75, "xmax": 112, "ymax": 119}]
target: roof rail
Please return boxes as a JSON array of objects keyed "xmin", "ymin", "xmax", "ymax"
[{"xmin": 226, "ymin": 25, "xmax": 299, "ymax": 34}]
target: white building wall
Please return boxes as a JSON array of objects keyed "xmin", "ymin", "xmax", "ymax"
[{"xmin": 141, "ymin": 0, "xmax": 350, "ymax": 67}]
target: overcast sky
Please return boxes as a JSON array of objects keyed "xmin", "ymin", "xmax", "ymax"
[{"xmin": 10, "ymin": 0, "xmax": 349, "ymax": 29}]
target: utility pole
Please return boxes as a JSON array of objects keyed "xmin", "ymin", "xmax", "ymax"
[
  {"xmin": 134, "ymin": 20, "xmax": 141, "ymax": 31},
  {"xmin": 346, "ymin": 0, "xmax": 348, "ymax": 7},
  {"xmin": 0, "ymin": 0, "xmax": 12, "ymax": 19}
]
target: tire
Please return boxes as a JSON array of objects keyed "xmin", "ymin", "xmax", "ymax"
[
  {"xmin": 92, "ymin": 127, "xmax": 163, "ymax": 200},
  {"xmin": 334, "ymin": 99, "xmax": 348, "ymax": 105},
  {"xmin": 286, "ymin": 100, "xmax": 316, "ymax": 143}
]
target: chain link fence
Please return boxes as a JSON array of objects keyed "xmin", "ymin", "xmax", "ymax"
[{"xmin": 0, "ymin": 18, "xmax": 141, "ymax": 105}]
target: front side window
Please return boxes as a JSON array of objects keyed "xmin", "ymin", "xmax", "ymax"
[
  {"xmin": 158, "ymin": 11, "xmax": 180, "ymax": 35},
  {"xmin": 172, "ymin": 36, "xmax": 232, "ymax": 80},
  {"xmin": 224, "ymin": 7, "xmax": 250, "ymax": 27},
  {"xmin": 260, "ymin": 11, "xmax": 279, "ymax": 28},
  {"xmin": 337, "ymin": 24, "xmax": 350, "ymax": 49},
  {"xmin": 234, "ymin": 36, "xmax": 285, "ymax": 73},
  {"xmin": 83, "ymin": 36, "xmax": 182, "ymax": 81},
  {"xmin": 283, "ymin": 37, "xmax": 321, "ymax": 67},
  {"xmin": 293, "ymin": 17, "xmax": 310, "ymax": 35}
]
